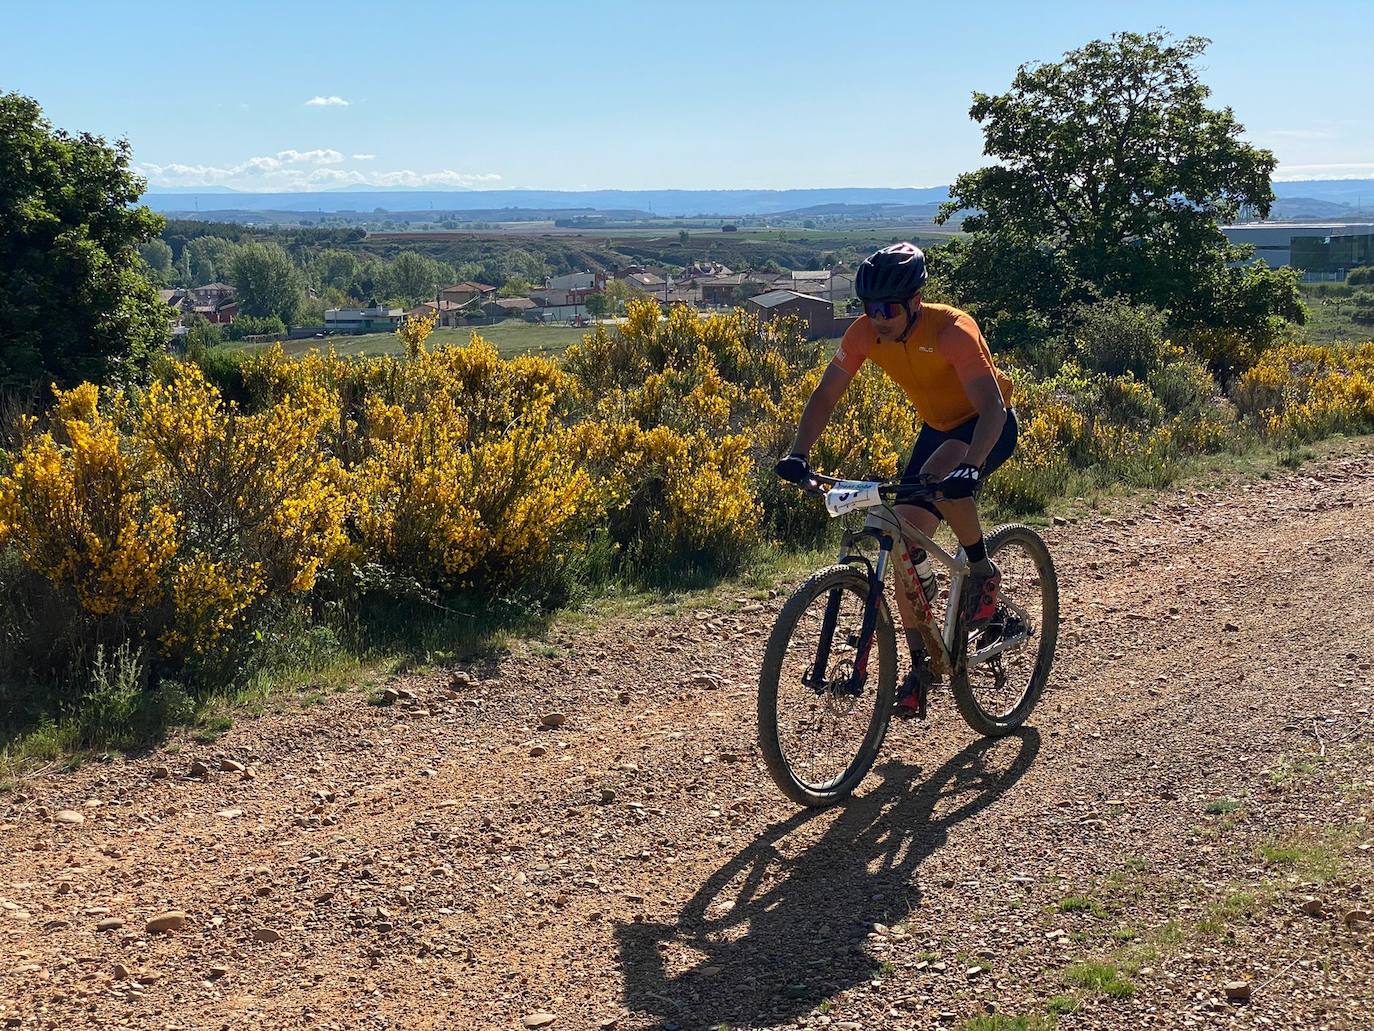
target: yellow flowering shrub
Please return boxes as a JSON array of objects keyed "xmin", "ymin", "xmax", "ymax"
[
  {"xmin": 1234, "ymin": 341, "xmax": 1374, "ymax": 445},
  {"xmin": 7, "ymin": 293, "xmax": 1371, "ymax": 702},
  {"xmin": 138, "ymin": 363, "xmax": 349, "ymax": 600},
  {"xmin": 0, "ymin": 384, "xmax": 176, "ymax": 617},
  {"xmin": 344, "ymin": 339, "xmax": 596, "ymax": 588}
]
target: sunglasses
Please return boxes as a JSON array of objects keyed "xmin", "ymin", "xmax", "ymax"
[{"xmin": 863, "ymin": 300, "xmax": 907, "ymax": 320}]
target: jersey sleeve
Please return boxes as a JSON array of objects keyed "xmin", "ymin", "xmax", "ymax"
[
  {"xmin": 831, "ymin": 319, "xmax": 871, "ymax": 375},
  {"xmin": 935, "ymin": 313, "xmax": 997, "ymax": 387}
]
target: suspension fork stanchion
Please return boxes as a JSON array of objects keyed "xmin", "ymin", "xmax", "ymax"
[
  {"xmin": 805, "ymin": 585, "xmax": 845, "ymax": 689},
  {"xmin": 849, "ymin": 536, "xmax": 892, "ymax": 683}
]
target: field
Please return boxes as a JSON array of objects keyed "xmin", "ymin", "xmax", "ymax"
[
  {"xmin": 275, "ymin": 319, "xmax": 594, "ymax": 359},
  {"xmin": 1297, "ymin": 284, "xmax": 1374, "ymax": 343},
  {"xmin": 366, "ymin": 223, "xmax": 963, "ymax": 244}
]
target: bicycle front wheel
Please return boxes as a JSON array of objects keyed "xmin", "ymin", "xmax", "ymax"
[
  {"xmin": 757, "ymin": 564, "xmax": 897, "ymax": 807},
  {"xmin": 952, "ymin": 523, "xmax": 1060, "ymax": 736}
]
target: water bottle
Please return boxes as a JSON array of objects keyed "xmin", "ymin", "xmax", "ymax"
[{"xmin": 911, "ymin": 548, "xmax": 938, "ymax": 606}]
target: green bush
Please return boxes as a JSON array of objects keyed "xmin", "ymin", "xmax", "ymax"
[
  {"xmin": 223, "ymin": 314, "xmax": 287, "ymax": 341},
  {"xmin": 1067, "ymin": 297, "xmax": 1169, "ymax": 380},
  {"xmin": 1347, "ymin": 266, "xmax": 1374, "ymax": 286}
]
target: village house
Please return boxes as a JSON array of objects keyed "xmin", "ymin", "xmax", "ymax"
[
  {"xmin": 405, "ymin": 298, "xmax": 470, "ymax": 327},
  {"xmin": 324, "ymin": 303, "xmax": 404, "ymax": 334},
  {"xmin": 744, "ymin": 289, "xmax": 850, "ymax": 339},
  {"xmin": 160, "ymin": 283, "xmax": 240, "ymax": 324},
  {"xmin": 699, "ymin": 273, "xmax": 769, "ymax": 306},
  {"xmin": 483, "ymin": 296, "xmax": 539, "ymax": 319},
  {"xmin": 439, "ymin": 281, "xmax": 497, "ymax": 307}
]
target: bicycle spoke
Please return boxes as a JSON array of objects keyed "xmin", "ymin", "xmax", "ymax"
[
  {"xmin": 774, "ymin": 582, "xmax": 883, "ymax": 792},
  {"xmin": 966, "ymin": 539, "xmax": 1047, "ymax": 719}
]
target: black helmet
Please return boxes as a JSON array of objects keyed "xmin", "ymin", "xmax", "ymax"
[{"xmin": 855, "ymin": 243, "xmax": 928, "ymax": 301}]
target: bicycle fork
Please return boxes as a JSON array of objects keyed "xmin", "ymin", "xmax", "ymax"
[{"xmin": 804, "ymin": 532, "xmax": 891, "ymax": 694}]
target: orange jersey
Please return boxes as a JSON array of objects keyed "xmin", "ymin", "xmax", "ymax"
[{"xmin": 832, "ymin": 303, "xmax": 1013, "ymax": 431}]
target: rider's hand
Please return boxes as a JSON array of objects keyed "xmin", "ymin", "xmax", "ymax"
[
  {"xmin": 938, "ymin": 462, "xmax": 981, "ymax": 499},
  {"xmin": 774, "ymin": 453, "xmax": 812, "ymax": 485}
]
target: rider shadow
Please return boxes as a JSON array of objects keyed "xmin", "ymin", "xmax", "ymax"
[{"xmin": 615, "ymin": 728, "xmax": 1040, "ymax": 1030}]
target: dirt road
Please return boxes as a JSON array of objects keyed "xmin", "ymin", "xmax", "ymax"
[{"xmin": 3, "ymin": 448, "xmax": 1373, "ymax": 1030}]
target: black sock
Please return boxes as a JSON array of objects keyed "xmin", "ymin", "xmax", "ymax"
[{"xmin": 965, "ymin": 537, "xmax": 987, "ymax": 565}]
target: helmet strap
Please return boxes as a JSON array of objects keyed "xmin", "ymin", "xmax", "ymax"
[{"xmin": 896, "ymin": 296, "xmax": 922, "ymax": 343}]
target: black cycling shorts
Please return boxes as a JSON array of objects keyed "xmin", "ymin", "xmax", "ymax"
[{"xmin": 895, "ymin": 407, "xmax": 1019, "ymax": 515}]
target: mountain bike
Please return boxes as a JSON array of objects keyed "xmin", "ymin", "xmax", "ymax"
[{"xmin": 757, "ymin": 471, "xmax": 1059, "ymax": 807}]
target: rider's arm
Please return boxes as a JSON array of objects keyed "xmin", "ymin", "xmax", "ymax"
[
  {"xmin": 937, "ymin": 314, "xmax": 1007, "ymax": 469},
  {"xmin": 787, "ymin": 325, "xmax": 868, "ymax": 455},
  {"xmin": 789, "ymin": 361, "xmax": 854, "ymax": 456}
]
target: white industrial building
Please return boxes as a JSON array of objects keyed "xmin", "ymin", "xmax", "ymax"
[{"xmin": 1221, "ymin": 223, "xmax": 1374, "ymax": 269}]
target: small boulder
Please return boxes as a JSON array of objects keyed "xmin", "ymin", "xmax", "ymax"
[{"xmin": 145, "ymin": 910, "xmax": 188, "ymax": 934}]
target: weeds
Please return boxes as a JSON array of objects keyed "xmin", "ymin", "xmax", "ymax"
[{"xmin": 1063, "ymin": 960, "xmax": 1135, "ymax": 998}]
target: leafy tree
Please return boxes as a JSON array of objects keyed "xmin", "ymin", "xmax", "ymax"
[
  {"xmin": 180, "ymin": 313, "xmax": 223, "ymax": 351},
  {"xmin": 138, "ymin": 239, "xmax": 175, "ymax": 284},
  {"xmin": 0, "ymin": 92, "xmax": 168, "ymax": 390},
  {"xmin": 389, "ymin": 251, "xmax": 449, "ymax": 306},
  {"xmin": 185, "ymin": 236, "xmax": 240, "ymax": 286},
  {"xmin": 314, "ymin": 249, "xmax": 359, "ymax": 293},
  {"xmin": 228, "ymin": 242, "xmax": 304, "ymax": 323},
  {"xmin": 498, "ymin": 276, "xmax": 533, "ymax": 298},
  {"xmin": 603, "ymin": 278, "xmax": 633, "ymax": 313},
  {"xmin": 678, "ymin": 229, "xmax": 690, "ymax": 244},
  {"xmin": 935, "ymin": 31, "xmax": 1304, "ymax": 363},
  {"xmin": 584, "ymin": 292, "xmax": 612, "ymax": 317}
]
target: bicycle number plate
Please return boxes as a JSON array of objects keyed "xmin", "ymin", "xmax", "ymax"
[{"xmin": 825, "ymin": 480, "xmax": 881, "ymax": 517}]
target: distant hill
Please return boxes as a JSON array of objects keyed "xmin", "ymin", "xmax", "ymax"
[
  {"xmin": 140, "ymin": 180, "xmax": 1374, "ymax": 220},
  {"xmin": 141, "ymin": 187, "xmax": 954, "ymax": 218}
]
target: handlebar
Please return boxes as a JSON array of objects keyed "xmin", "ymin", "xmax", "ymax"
[{"xmin": 787, "ymin": 470, "xmax": 946, "ymax": 504}]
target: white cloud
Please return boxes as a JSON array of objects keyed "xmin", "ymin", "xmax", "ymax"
[
  {"xmin": 305, "ymin": 95, "xmax": 350, "ymax": 107},
  {"xmin": 1259, "ymin": 129, "xmax": 1335, "ymax": 142},
  {"xmin": 137, "ymin": 151, "xmax": 501, "ymax": 192},
  {"xmin": 1274, "ymin": 162, "xmax": 1374, "ymax": 181},
  {"xmin": 352, "ymin": 153, "xmax": 376, "ymax": 161}
]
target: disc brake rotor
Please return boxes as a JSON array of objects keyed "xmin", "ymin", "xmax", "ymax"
[{"xmin": 824, "ymin": 660, "xmax": 859, "ymax": 715}]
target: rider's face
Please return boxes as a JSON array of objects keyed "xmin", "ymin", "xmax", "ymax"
[{"xmin": 869, "ymin": 297, "xmax": 916, "ymax": 340}]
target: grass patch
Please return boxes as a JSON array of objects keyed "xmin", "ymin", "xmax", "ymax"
[
  {"xmin": 1045, "ymin": 994, "xmax": 1079, "ymax": 1016},
  {"xmin": 1109, "ymin": 927, "xmax": 1138, "ymax": 942},
  {"xmin": 1266, "ymin": 754, "xmax": 1320, "ymax": 789},
  {"xmin": 1063, "ymin": 960, "xmax": 1136, "ymax": 999},
  {"xmin": 1057, "ymin": 895, "xmax": 1106, "ymax": 917},
  {"xmin": 1203, "ymin": 797, "xmax": 1243, "ymax": 815},
  {"xmin": 1257, "ymin": 837, "xmax": 1346, "ymax": 881},
  {"xmin": 1198, "ymin": 890, "xmax": 1262, "ymax": 936},
  {"xmin": 959, "ymin": 1017, "xmax": 1056, "ymax": 1031}
]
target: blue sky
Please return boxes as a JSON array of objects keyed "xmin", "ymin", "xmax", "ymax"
[{"xmin": 4, "ymin": 0, "xmax": 1370, "ymax": 191}]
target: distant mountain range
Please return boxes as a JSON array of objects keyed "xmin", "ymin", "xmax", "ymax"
[{"xmin": 140, "ymin": 181, "xmax": 1374, "ymax": 220}]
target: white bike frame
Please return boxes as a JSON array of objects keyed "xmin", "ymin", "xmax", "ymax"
[{"xmin": 823, "ymin": 478, "xmax": 1030, "ymax": 678}]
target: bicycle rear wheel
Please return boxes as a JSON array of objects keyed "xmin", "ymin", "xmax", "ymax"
[
  {"xmin": 758, "ymin": 564, "xmax": 897, "ymax": 807},
  {"xmin": 952, "ymin": 523, "xmax": 1060, "ymax": 737}
]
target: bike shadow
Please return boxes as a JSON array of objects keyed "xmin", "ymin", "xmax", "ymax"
[{"xmin": 615, "ymin": 728, "xmax": 1041, "ymax": 1030}]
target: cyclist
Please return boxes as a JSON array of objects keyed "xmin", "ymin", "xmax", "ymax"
[{"xmin": 774, "ymin": 243, "xmax": 1018, "ymax": 716}]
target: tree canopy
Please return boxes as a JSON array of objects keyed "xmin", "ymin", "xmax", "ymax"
[
  {"xmin": 0, "ymin": 92, "xmax": 168, "ymax": 391},
  {"xmin": 935, "ymin": 32, "xmax": 1304, "ymax": 363},
  {"xmin": 229, "ymin": 242, "xmax": 305, "ymax": 323}
]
